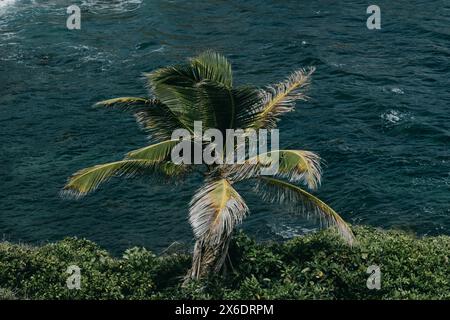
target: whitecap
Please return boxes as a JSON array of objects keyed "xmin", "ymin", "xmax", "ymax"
[
  {"xmin": 391, "ymin": 87, "xmax": 404, "ymax": 94},
  {"xmin": 381, "ymin": 109, "xmax": 415, "ymax": 127},
  {"xmin": 381, "ymin": 109, "xmax": 402, "ymax": 124}
]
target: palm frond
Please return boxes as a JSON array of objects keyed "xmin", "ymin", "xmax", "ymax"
[
  {"xmin": 147, "ymin": 64, "xmax": 203, "ymax": 127},
  {"xmin": 96, "ymin": 97, "xmax": 189, "ymax": 140},
  {"xmin": 256, "ymin": 177, "xmax": 355, "ymax": 245},
  {"xmin": 125, "ymin": 140, "xmax": 182, "ymax": 161},
  {"xmin": 190, "ymin": 51, "xmax": 233, "ymax": 88},
  {"xmin": 189, "ymin": 179, "xmax": 248, "ymax": 245},
  {"xmin": 94, "ymin": 97, "xmax": 150, "ymax": 110},
  {"xmin": 224, "ymin": 150, "xmax": 322, "ymax": 190},
  {"xmin": 135, "ymin": 101, "xmax": 193, "ymax": 140},
  {"xmin": 62, "ymin": 160, "xmax": 184, "ymax": 198},
  {"xmin": 197, "ymin": 80, "xmax": 234, "ymax": 132},
  {"xmin": 192, "ymin": 82, "xmax": 262, "ymax": 133},
  {"xmin": 254, "ymin": 67, "xmax": 315, "ymax": 129},
  {"xmin": 233, "ymin": 86, "xmax": 264, "ymax": 129},
  {"xmin": 146, "ymin": 52, "xmax": 233, "ymax": 128}
]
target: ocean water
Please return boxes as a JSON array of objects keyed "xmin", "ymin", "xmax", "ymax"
[{"xmin": 1, "ymin": 0, "xmax": 449, "ymax": 254}]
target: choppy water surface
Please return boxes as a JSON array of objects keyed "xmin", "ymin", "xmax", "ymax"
[{"xmin": 1, "ymin": 0, "xmax": 449, "ymax": 254}]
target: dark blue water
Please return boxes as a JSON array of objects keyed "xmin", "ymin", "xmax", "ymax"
[{"xmin": 1, "ymin": 0, "xmax": 449, "ymax": 254}]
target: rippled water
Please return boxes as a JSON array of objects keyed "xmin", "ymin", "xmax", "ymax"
[{"xmin": 1, "ymin": 0, "xmax": 449, "ymax": 254}]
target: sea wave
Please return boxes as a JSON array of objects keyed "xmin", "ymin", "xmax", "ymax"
[
  {"xmin": 81, "ymin": 0, "xmax": 143, "ymax": 14},
  {"xmin": 381, "ymin": 109, "xmax": 414, "ymax": 126},
  {"xmin": 0, "ymin": 0, "xmax": 16, "ymax": 12},
  {"xmin": 0, "ymin": 0, "xmax": 16, "ymax": 7},
  {"xmin": 270, "ymin": 222, "xmax": 317, "ymax": 239}
]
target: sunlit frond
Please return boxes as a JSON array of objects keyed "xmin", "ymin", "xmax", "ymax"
[
  {"xmin": 189, "ymin": 179, "xmax": 248, "ymax": 245},
  {"xmin": 261, "ymin": 150, "xmax": 322, "ymax": 189},
  {"xmin": 94, "ymin": 97, "xmax": 150, "ymax": 110},
  {"xmin": 253, "ymin": 67, "xmax": 315, "ymax": 129},
  {"xmin": 62, "ymin": 160, "xmax": 184, "ymax": 199},
  {"xmin": 223, "ymin": 150, "xmax": 322, "ymax": 190},
  {"xmin": 125, "ymin": 140, "xmax": 181, "ymax": 161},
  {"xmin": 256, "ymin": 177, "xmax": 355, "ymax": 245}
]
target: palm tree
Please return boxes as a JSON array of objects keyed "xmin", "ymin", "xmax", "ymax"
[{"xmin": 62, "ymin": 51, "xmax": 355, "ymax": 280}]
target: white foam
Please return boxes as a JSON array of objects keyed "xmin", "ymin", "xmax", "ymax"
[
  {"xmin": 382, "ymin": 110, "xmax": 402, "ymax": 124},
  {"xmin": 391, "ymin": 87, "xmax": 404, "ymax": 94},
  {"xmin": 0, "ymin": 0, "xmax": 16, "ymax": 8},
  {"xmin": 381, "ymin": 109, "xmax": 414, "ymax": 126}
]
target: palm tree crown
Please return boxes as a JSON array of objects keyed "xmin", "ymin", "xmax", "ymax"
[{"xmin": 63, "ymin": 51, "xmax": 354, "ymax": 279}]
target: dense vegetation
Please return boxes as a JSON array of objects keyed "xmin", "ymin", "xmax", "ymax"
[{"xmin": 0, "ymin": 226, "xmax": 448, "ymax": 300}]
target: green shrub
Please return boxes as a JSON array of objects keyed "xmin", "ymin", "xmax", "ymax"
[{"xmin": 0, "ymin": 226, "xmax": 448, "ymax": 300}]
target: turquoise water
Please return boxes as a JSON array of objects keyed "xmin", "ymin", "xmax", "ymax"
[{"xmin": 1, "ymin": 0, "xmax": 449, "ymax": 254}]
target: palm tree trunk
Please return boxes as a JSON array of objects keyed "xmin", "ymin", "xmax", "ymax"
[{"xmin": 186, "ymin": 234, "xmax": 232, "ymax": 281}]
